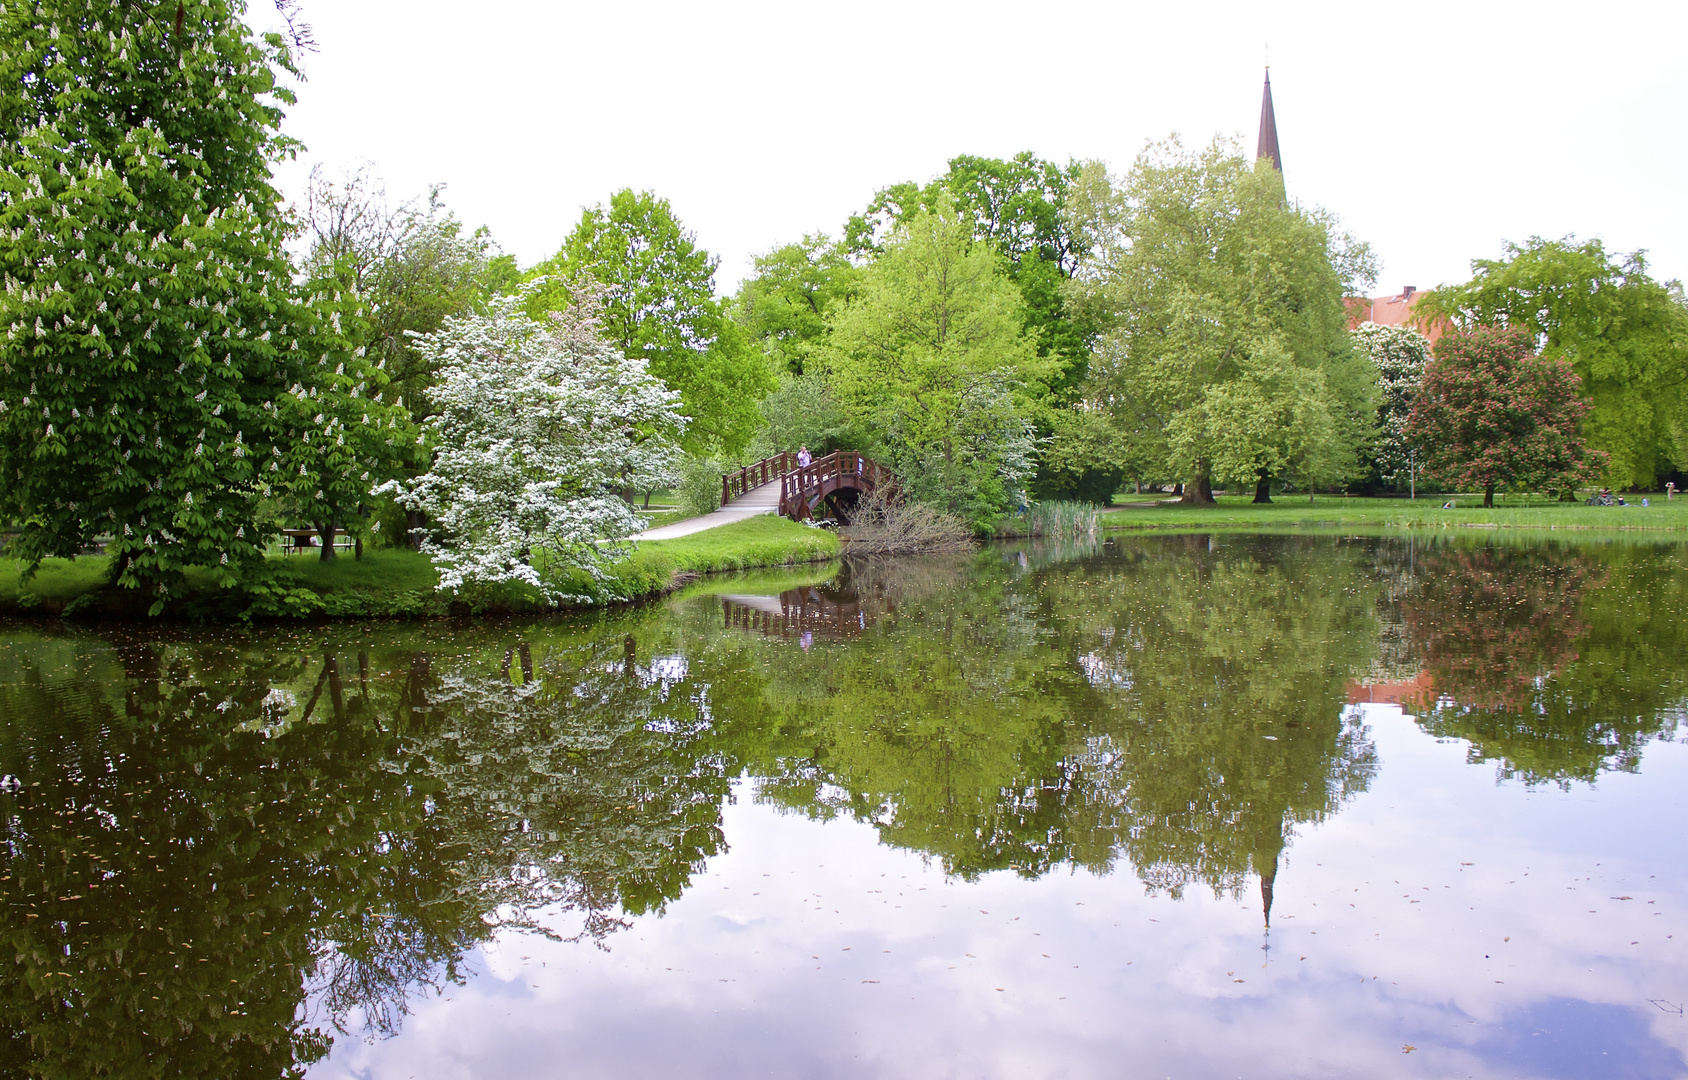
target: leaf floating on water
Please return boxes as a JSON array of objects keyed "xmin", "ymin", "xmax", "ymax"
[{"xmin": 1402, "ymin": 1045, "xmax": 1417, "ymax": 1054}]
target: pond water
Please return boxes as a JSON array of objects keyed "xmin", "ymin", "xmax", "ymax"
[{"xmin": 4, "ymin": 533, "xmax": 1688, "ymax": 1079}]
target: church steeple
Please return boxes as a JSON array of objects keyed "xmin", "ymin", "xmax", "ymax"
[{"xmin": 1257, "ymin": 68, "xmax": 1282, "ymax": 174}]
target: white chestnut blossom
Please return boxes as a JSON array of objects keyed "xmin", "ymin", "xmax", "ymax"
[{"xmin": 381, "ymin": 283, "xmax": 684, "ymax": 601}]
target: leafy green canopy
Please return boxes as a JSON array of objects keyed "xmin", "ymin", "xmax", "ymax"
[
  {"xmin": 525, "ymin": 189, "xmax": 773, "ymax": 458},
  {"xmin": 1066, "ymin": 138, "xmax": 1378, "ymax": 500},
  {"xmin": 731, "ymin": 233, "xmax": 858, "ymax": 378},
  {"xmin": 0, "ymin": 0, "xmax": 394, "ymax": 605},
  {"xmin": 843, "ymin": 151, "xmax": 1095, "ymax": 389},
  {"xmin": 825, "ymin": 192, "xmax": 1057, "ymax": 524},
  {"xmin": 302, "ymin": 168, "xmax": 519, "ymax": 429},
  {"xmin": 1421, "ymin": 237, "xmax": 1688, "ymax": 488},
  {"xmin": 1407, "ymin": 327, "xmax": 1605, "ymax": 506}
]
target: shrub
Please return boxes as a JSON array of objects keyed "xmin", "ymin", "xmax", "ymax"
[
  {"xmin": 676, "ymin": 455, "xmax": 726, "ymax": 517},
  {"xmin": 842, "ymin": 488, "xmax": 973, "ymax": 555}
]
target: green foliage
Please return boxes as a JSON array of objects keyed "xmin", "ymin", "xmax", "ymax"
[
  {"xmin": 744, "ymin": 373, "xmax": 877, "ymax": 461},
  {"xmin": 843, "ymin": 152, "xmax": 1097, "ymax": 391},
  {"xmin": 1067, "ymin": 139, "xmax": 1379, "ymax": 499},
  {"xmin": 827, "ymin": 193, "xmax": 1055, "ymax": 524},
  {"xmin": 730, "ymin": 234, "xmax": 858, "ymax": 376},
  {"xmin": 675, "ymin": 454, "xmax": 725, "ymax": 518},
  {"xmin": 0, "ymin": 0, "xmax": 391, "ymax": 603},
  {"xmin": 301, "ymin": 167, "xmax": 517, "ymax": 425},
  {"xmin": 1421, "ymin": 237, "xmax": 1688, "ymax": 487},
  {"xmin": 525, "ymin": 189, "xmax": 774, "ymax": 456}
]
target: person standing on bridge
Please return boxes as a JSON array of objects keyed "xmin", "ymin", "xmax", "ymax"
[{"xmin": 797, "ymin": 446, "xmax": 812, "ymax": 469}]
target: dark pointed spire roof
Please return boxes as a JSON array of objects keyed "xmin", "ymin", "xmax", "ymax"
[{"xmin": 1257, "ymin": 68, "xmax": 1282, "ymax": 173}]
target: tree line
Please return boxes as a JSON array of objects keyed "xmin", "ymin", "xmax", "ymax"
[{"xmin": 3, "ymin": 1, "xmax": 1685, "ymax": 605}]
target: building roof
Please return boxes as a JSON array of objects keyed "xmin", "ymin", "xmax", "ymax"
[{"xmin": 1346, "ymin": 286, "xmax": 1448, "ymax": 343}]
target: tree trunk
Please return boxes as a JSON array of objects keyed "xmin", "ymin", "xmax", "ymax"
[
  {"xmin": 1252, "ymin": 469, "xmax": 1272, "ymax": 504},
  {"xmin": 315, "ymin": 521, "xmax": 336, "ymax": 561},
  {"xmin": 354, "ymin": 534, "xmax": 364, "ymax": 561},
  {"xmin": 405, "ymin": 511, "xmax": 428, "ymax": 551},
  {"xmin": 1172, "ymin": 482, "xmax": 1184, "ymax": 497},
  {"xmin": 1484, "ymin": 483, "xmax": 1495, "ymax": 508},
  {"xmin": 1179, "ymin": 473, "xmax": 1216, "ymax": 506}
]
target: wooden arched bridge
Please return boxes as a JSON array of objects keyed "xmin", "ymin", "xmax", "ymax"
[{"xmin": 721, "ymin": 450, "xmax": 896, "ymax": 523}]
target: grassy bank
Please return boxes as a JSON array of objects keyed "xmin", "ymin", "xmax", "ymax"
[
  {"xmin": 0, "ymin": 515, "xmax": 840, "ymax": 620},
  {"xmin": 1101, "ymin": 494, "xmax": 1688, "ymax": 532}
]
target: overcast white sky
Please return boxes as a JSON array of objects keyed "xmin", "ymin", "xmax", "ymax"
[{"xmin": 262, "ymin": 0, "xmax": 1688, "ymax": 297}]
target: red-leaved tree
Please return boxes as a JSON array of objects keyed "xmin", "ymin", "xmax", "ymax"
[{"xmin": 1407, "ymin": 327, "xmax": 1607, "ymax": 507}]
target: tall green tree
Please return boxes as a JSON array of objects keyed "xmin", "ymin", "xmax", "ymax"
[
  {"xmin": 302, "ymin": 167, "xmax": 519, "ymax": 425},
  {"xmin": 301, "ymin": 167, "xmax": 514, "ymax": 549},
  {"xmin": 525, "ymin": 190, "xmax": 773, "ymax": 457},
  {"xmin": 843, "ymin": 152, "xmax": 1095, "ymax": 388},
  {"xmin": 1420, "ymin": 237, "xmax": 1688, "ymax": 488},
  {"xmin": 1065, "ymin": 138, "xmax": 1378, "ymax": 503},
  {"xmin": 0, "ymin": 0, "xmax": 378, "ymax": 606},
  {"xmin": 825, "ymin": 193, "xmax": 1057, "ymax": 523},
  {"xmin": 730, "ymin": 233, "xmax": 858, "ymax": 376}
]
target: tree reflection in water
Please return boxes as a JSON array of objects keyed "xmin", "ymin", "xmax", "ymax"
[
  {"xmin": 2, "ymin": 534, "xmax": 1685, "ymax": 1076},
  {"xmin": 0, "ymin": 628, "xmax": 732, "ymax": 1078},
  {"xmin": 1399, "ymin": 539, "xmax": 1688, "ymax": 786},
  {"xmin": 732, "ymin": 536, "xmax": 1380, "ymax": 928}
]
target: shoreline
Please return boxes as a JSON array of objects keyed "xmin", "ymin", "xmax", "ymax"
[{"xmin": 0, "ymin": 516, "xmax": 841, "ymax": 623}]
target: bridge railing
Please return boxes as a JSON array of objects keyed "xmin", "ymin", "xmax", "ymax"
[
  {"xmin": 722, "ymin": 452, "xmax": 797, "ymax": 506},
  {"xmin": 778, "ymin": 451, "xmax": 895, "ymax": 520}
]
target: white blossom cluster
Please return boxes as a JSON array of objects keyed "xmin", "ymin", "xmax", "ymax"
[
  {"xmin": 1354, "ymin": 323, "xmax": 1432, "ymax": 483},
  {"xmin": 382, "ymin": 285, "xmax": 684, "ymax": 601}
]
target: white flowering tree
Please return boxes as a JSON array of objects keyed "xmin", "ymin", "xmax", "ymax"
[
  {"xmin": 1354, "ymin": 323, "xmax": 1432, "ymax": 485},
  {"xmin": 382, "ymin": 284, "xmax": 684, "ymax": 600}
]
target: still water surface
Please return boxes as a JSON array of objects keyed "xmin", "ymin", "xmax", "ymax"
[{"xmin": 3, "ymin": 533, "xmax": 1687, "ymax": 1079}]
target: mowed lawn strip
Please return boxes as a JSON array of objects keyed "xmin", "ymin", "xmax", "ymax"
[{"xmin": 1101, "ymin": 494, "xmax": 1688, "ymax": 532}]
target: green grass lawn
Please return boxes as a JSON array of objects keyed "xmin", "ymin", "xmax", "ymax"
[
  {"xmin": 1100, "ymin": 493, "xmax": 1688, "ymax": 532},
  {"xmin": 637, "ymin": 514, "xmax": 839, "ymax": 570},
  {"xmin": 0, "ymin": 556, "xmax": 111, "ymax": 605}
]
